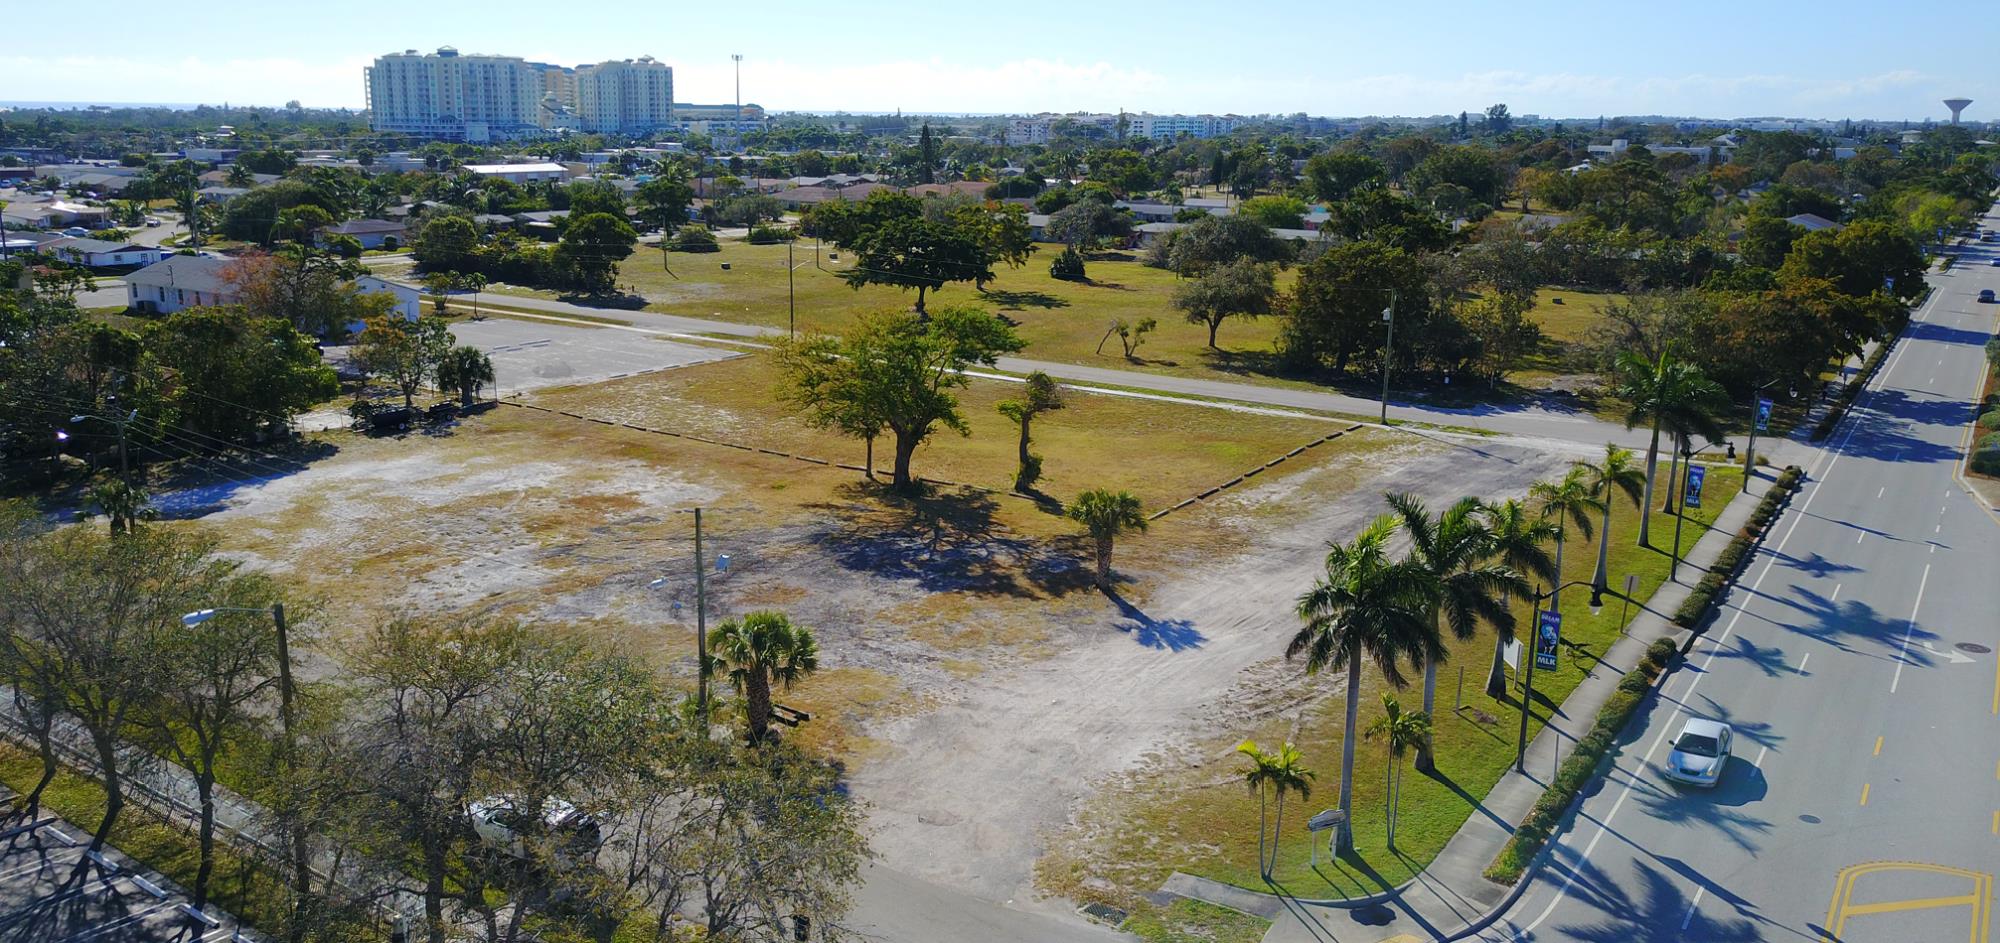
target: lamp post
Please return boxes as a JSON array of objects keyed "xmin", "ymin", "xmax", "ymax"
[
  {"xmin": 1378, "ymin": 292, "xmax": 1397, "ymax": 424},
  {"xmin": 70, "ymin": 407, "xmax": 138, "ymax": 485},
  {"xmin": 1741, "ymin": 379, "xmax": 1794, "ymax": 493},
  {"xmin": 180, "ymin": 603, "xmax": 307, "ymax": 914},
  {"xmin": 1670, "ymin": 438, "xmax": 1725, "ymax": 583},
  {"xmin": 1517, "ymin": 580, "xmax": 1602, "ymax": 772}
]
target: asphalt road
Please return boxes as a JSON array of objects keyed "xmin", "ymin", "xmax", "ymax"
[
  {"xmin": 1476, "ymin": 220, "xmax": 2000, "ymax": 942},
  {"xmin": 0, "ymin": 811, "xmax": 245, "ymax": 943}
]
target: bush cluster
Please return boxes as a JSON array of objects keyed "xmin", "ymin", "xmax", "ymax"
[
  {"xmin": 1672, "ymin": 466, "xmax": 1803, "ymax": 629},
  {"xmin": 1049, "ymin": 245, "xmax": 1087, "ymax": 281},
  {"xmin": 1484, "ymin": 637, "xmax": 1681, "ymax": 884},
  {"xmin": 1972, "ymin": 432, "xmax": 2000, "ymax": 477},
  {"xmin": 747, "ymin": 223, "xmax": 797, "ymax": 245}
]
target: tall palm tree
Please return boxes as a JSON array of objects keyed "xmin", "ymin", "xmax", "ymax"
[
  {"xmin": 1613, "ymin": 351, "xmax": 1727, "ymax": 546},
  {"xmin": 1529, "ymin": 465, "xmax": 1604, "ymax": 614},
  {"xmin": 1067, "ymin": 489, "xmax": 1146, "ymax": 589},
  {"xmin": 1237, "ymin": 740, "xmax": 1314, "ymax": 878},
  {"xmin": 710, "ymin": 611, "xmax": 819, "ymax": 743},
  {"xmin": 1365, "ymin": 695, "xmax": 1431, "ymax": 850},
  {"xmin": 1477, "ymin": 498, "xmax": 1558, "ymax": 697},
  {"xmin": 1290, "ymin": 515, "xmax": 1437, "ymax": 855},
  {"xmin": 1580, "ymin": 444, "xmax": 1648, "ymax": 597},
  {"xmin": 1384, "ymin": 494, "xmax": 1524, "ymax": 772}
]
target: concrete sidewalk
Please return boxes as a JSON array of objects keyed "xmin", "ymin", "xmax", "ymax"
[{"xmin": 1158, "ymin": 468, "xmax": 1787, "ymax": 943}]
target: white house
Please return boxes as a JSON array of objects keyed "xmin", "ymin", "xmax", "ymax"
[
  {"xmin": 45, "ymin": 237, "xmax": 166, "ymax": 269},
  {"xmin": 1785, "ymin": 213, "xmax": 1843, "ymax": 232},
  {"xmin": 464, "ymin": 162, "xmax": 570, "ymax": 184},
  {"xmin": 352, "ymin": 275, "xmax": 423, "ymax": 325},
  {"xmin": 316, "ymin": 218, "xmax": 408, "ymax": 250},
  {"xmin": 125, "ymin": 255, "xmax": 240, "ymax": 314}
]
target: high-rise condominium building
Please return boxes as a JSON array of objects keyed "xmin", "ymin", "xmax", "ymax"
[
  {"xmin": 365, "ymin": 47, "xmax": 542, "ymax": 142},
  {"xmin": 573, "ymin": 57, "xmax": 675, "ymax": 135}
]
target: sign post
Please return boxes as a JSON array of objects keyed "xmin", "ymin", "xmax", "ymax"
[
  {"xmin": 1306, "ymin": 809, "xmax": 1347, "ymax": 867},
  {"xmin": 1518, "ymin": 608, "xmax": 1561, "ymax": 772},
  {"xmin": 1745, "ymin": 394, "xmax": 1775, "ymax": 492},
  {"xmin": 1683, "ymin": 464, "xmax": 1708, "ymax": 509}
]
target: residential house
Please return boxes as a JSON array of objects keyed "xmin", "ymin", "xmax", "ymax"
[
  {"xmin": 473, "ymin": 213, "xmax": 518, "ymax": 231},
  {"xmin": 196, "ymin": 169, "xmax": 282, "ymax": 188},
  {"xmin": 45, "ymin": 237, "xmax": 166, "ymax": 269},
  {"xmin": 350, "ymin": 275, "xmax": 423, "ymax": 332},
  {"xmin": 2, "ymin": 199, "xmax": 110, "ymax": 229},
  {"xmin": 0, "ymin": 231, "xmax": 64, "ymax": 258},
  {"xmin": 1785, "ymin": 213, "xmax": 1843, "ymax": 232},
  {"xmin": 511, "ymin": 209, "xmax": 571, "ymax": 239},
  {"xmin": 197, "ymin": 186, "xmax": 252, "ymax": 203},
  {"xmin": 905, "ymin": 181, "xmax": 991, "ymax": 200},
  {"xmin": 316, "ymin": 219, "xmax": 408, "ymax": 250},
  {"xmin": 125, "ymin": 255, "xmax": 240, "ymax": 314},
  {"xmin": 464, "ymin": 162, "xmax": 570, "ymax": 184}
]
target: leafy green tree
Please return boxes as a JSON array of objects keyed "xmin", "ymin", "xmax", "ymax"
[
  {"xmin": 411, "ymin": 213, "xmax": 480, "ymax": 272},
  {"xmin": 1280, "ymin": 241, "xmax": 1429, "ymax": 373},
  {"xmin": 1738, "ymin": 215, "xmax": 1806, "ymax": 270},
  {"xmin": 353, "ymin": 314, "xmax": 453, "ymax": 408},
  {"xmin": 634, "ymin": 168, "xmax": 695, "ymax": 234},
  {"xmin": 916, "ymin": 122, "xmax": 937, "ymax": 185},
  {"xmin": 1459, "ymin": 294, "xmax": 1543, "ymax": 383},
  {"xmin": 1066, "ymin": 488, "xmax": 1146, "ymax": 589},
  {"xmin": 142, "ymin": 306, "xmax": 338, "ymax": 442},
  {"xmin": 436, "ymin": 346, "xmax": 495, "ymax": 406},
  {"xmin": 566, "ymin": 179, "xmax": 627, "ymax": 219},
  {"xmin": 948, "ymin": 201, "xmax": 1037, "ymax": 271},
  {"xmin": 1408, "ymin": 145, "xmax": 1503, "ymax": 207},
  {"xmin": 1302, "ymin": 152, "xmax": 1387, "ymax": 203},
  {"xmin": 1364, "ymin": 695, "xmax": 1429, "ymax": 849},
  {"xmin": 1614, "ymin": 351, "xmax": 1726, "ymax": 545},
  {"xmin": 777, "ymin": 306, "xmax": 1024, "ymax": 490},
  {"xmin": 1160, "ymin": 213, "xmax": 1290, "ymax": 275},
  {"xmin": 85, "ymin": 479, "xmax": 154, "ymax": 535},
  {"xmin": 1236, "ymin": 740, "xmax": 1314, "ymax": 877},
  {"xmin": 1384, "ymin": 493, "xmax": 1524, "ymax": 771},
  {"xmin": 1580, "ymin": 444, "xmax": 1647, "ymax": 596},
  {"xmin": 556, "ymin": 212, "xmax": 639, "ymax": 295},
  {"xmin": 1779, "ymin": 220, "xmax": 1927, "ymax": 302},
  {"xmin": 1237, "ymin": 195, "xmax": 1308, "ymax": 230},
  {"xmin": 1173, "ymin": 257, "xmax": 1277, "ymax": 348},
  {"xmin": 997, "ymin": 371, "xmax": 1064, "ymax": 490},
  {"xmin": 1329, "ymin": 189, "xmax": 1453, "ymax": 253},
  {"xmin": 1045, "ymin": 200, "xmax": 1132, "ymax": 250},
  {"xmin": 1289, "ymin": 514, "xmax": 1437, "ymax": 855},
  {"xmin": 711, "ymin": 611, "xmax": 820, "ymax": 743},
  {"xmin": 273, "ymin": 204, "xmax": 334, "ymax": 245},
  {"xmin": 839, "ymin": 217, "xmax": 993, "ymax": 313}
]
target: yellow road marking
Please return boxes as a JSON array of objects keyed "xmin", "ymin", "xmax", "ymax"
[
  {"xmin": 1874, "ymin": 735, "xmax": 1884, "ymax": 756},
  {"xmin": 1861, "ymin": 783, "xmax": 1871, "ymax": 805},
  {"xmin": 1844, "ymin": 893, "xmax": 1982, "ymax": 917},
  {"xmin": 1992, "ymin": 811, "xmax": 1999, "ymax": 836}
]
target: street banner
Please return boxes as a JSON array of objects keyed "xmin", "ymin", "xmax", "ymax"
[
  {"xmin": 1534, "ymin": 610, "xmax": 1561, "ymax": 671},
  {"xmin": 1684, "ymin": 464, "xmax": 1708, "ymax": 509},
  {"xmin": 1755, "ymin": 397, "xmax": 1773, "ymax": 432}
]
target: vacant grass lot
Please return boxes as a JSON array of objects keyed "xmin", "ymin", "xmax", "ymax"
[
  {"xmin": 1044, "ymin": 461, "xmax": 1743, "ymax": 900},
  {"xmin": 529, "ymin": 350, "xmax": 1343, "ymax": 510}
]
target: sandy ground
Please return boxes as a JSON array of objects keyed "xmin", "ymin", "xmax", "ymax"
[{"xmin": 848, "ymin": 433, "xmax": 1569, "ymax": 906}]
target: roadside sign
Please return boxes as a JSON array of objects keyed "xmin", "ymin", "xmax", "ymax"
[
  {"xmin": 1306, "ymin": 809, "xmax": 1347, "ymax": 832},
  {"xmin": 1755, "ymin": 397, "xmax": 1773, "ymax": 432},
  {"xmin": 1501, "ymin": 638, "xmax": 1522, "ymax": 671},
  {"xmin": 1534, "ymin": 610, "xmax": 1561, "ymax": 671},
  {"xmin": 1683, "ymin": 465, "xmax": 1708, "ymax": 509}
]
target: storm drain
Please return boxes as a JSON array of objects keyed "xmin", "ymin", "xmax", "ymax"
[
  {"xmin": 1958, "ymin": 642, "xmax": 1992, "ymax": 654},
  {"xmin": 1079, "ymin": 903, "xmax": 1128, "ymax": 925}
]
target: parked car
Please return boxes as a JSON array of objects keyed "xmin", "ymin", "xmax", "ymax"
[
  {"xmin": 61, "ymin": 226, "xmax": 89, "ymax": 237},
  {"xmin": 1980, "ymin": 289, "xmax": 1995, "ymax": 303},
  {"xmin": 1663, "ymin": 717, "xmax": 1733, "ymax": 787},
  {"xmin": 469, "ymin": 795, "xmax": 603, "ymax": 861},
  {"xmin": 1989, "ymin": 258, "xmax": 2000, "ymax": 267},
  {"xmin": 144, "ymin": 217, "xmax": 162, "ymax": 227}
]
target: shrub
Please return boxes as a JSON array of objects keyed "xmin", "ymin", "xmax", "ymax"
[
  {"xmin": 1814, "ymin": 333, "xmax": 1900, "ymax": 441},
  {"xmin": 746, "ymin": 223, "xmax": 796, "ymax": 245},
  {"xmin": 1672, "ymin": 468, "xmax": 1800, "ymax": 627},
  {"xmin": 1972, "ymin": 432, "xmax": 2000, "ymax": 477},
  {"xmin": 670, "ymin": 224, "xmax": 720, "ymax": 253},
  {"xmin": 1049, "ymin": 244, "xmax": 1087, "ymax": 281},
  {"xmin": 1977, "ymin": 410, "xmax": 2000, "ymax": 433}
]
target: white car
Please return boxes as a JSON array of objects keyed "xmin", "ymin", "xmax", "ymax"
[
  {"xmin": 468, "ymin": 795, "xmax": 603, "ymax": 860},
  {"xmin": 1663, "ymin": 717, "xmax": 1732, "ymax": 787}
]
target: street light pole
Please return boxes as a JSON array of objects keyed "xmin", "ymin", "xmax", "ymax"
[
  {"xmin": 1743, "ymin": 378, "xmax": 1782, "ymax": 493},
  {"xmin": 692, "ymin": 507, "xmax": 709, "ymax": 719},
  {"xmin": 1671, "ymin": 438, "xmax": 1724, "ymax": 583},
  {"xmin": 1517, "ymin": 580, "xmax": 1600, "ymax": 772}
]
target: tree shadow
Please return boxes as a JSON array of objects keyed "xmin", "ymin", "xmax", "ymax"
[
  {"xmin": 141, "ymin": 438, "xmax": 340, "ymax": 520},
  {"xmin": 1546, "ymin": 857, "xmax": 1766, "ymax": 943},
  {"xmin": 805, "ymin": 484, "xmax": 1094, "ymax": 598},
  {"xmin": 1420, "ymin": 765, "xmax": 1513, "ymax": 831},
  {"xmin": 1103, "ymin": 587, "xmax": 1205, "ymax": 652},
  {"xmin": 979, "ymin": 289, "xmax": 1069, "ymax": 310},
  {"xmin": 1700, "ymin": 635, "xmax": 1795, "ymax": 679},
  {"xmin": 1770, "ymin": 549, "xmax": 1863, "ymax": 579}
]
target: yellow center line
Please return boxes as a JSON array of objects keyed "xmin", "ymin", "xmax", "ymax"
[
  {"xmin": 1860, "ymin": 783, "xmax": 1871, "ymax": 806},
  {"xmin": 1841, "ymin": 893, "xmax": 1981, "ymax": 917},
  {"xmin": 1874, "ymin": 735, "xmax": 1884, "ymax": 756},
  {"xmin": 1992, "ymin": 811, "xmax": 1999, "ymax": 836}
]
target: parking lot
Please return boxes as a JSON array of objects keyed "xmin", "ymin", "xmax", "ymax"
[
  {"xmin": 448, "ymin": 317, "xmax": 743, "ymax": 394},
  {"xmin": 0, "ymin": 813, "xmax": 247, "ymax": 943}
]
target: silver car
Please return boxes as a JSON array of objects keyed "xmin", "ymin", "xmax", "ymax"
[{"xmin": 1663, "ymin": 717, "xmax": 1732, "ymax": 787}]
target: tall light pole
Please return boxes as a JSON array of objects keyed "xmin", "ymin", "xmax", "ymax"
[
  {"xmin": 1741, "ymin": 378, "xmax": 1790, "ymax": 493},
  {"xmin": 731, "ymin": 54, "xmax": 744, "ymax": 152},
  {"xmin": 1517, "ymin": 581, "xmax": 1600, "ymax": 772},
  {"xmin": 181, "ymin": 604, "xmax": 305, "ymax": 916},
  {"xmin": 1378, "ymin": 291, "xmax": 1397, "ymax": 424}
]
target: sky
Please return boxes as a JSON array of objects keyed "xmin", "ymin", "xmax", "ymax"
[{"xmin": 4, "ymin": 0, "xmax": 1993, "ymax": 121}]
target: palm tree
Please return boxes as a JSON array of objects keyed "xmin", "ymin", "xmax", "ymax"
[
  {"xmin": 1364, "ymin": 695, "xmax": 1431, "ymax": 850},
  {"xmin": 87, "ymin": 480, "xmax": 153, "ymax": 535},
  {"xmin": 1290, "ymin": 515, "xmax": 1438, "ymax": 855},
  {"xmin": 1477, "ymin": 498, "xmax": 1558, "ymax": 698},
  {"xmin": 997, "ymin": 372, "xmax": 1065, "ymax": 491},
  {"xmin": 710, "ymin": 611, "xmax": 820, "ymax": 743},
  {"xmin": 1580, "ymin": 444, "xmax": 1647, "ymax": 597},
  {"xmin": 1237, "ymin": 740, "xmax": 1314, "ymax": 878},
  {"xmin": 1384, "ymin": 494, "xmax": 1525, "ymax": 772},
  {"xmin": 1067, "ymin": 489, "xmax": 1146, "ymax": 589},
  {"xmin": 1613, "ymin": 351, "xmax": 1727, "ymax": 546},
  {"xmin": 1529, "ymin": 465, "xmax": 1604, "ymax": 614}
]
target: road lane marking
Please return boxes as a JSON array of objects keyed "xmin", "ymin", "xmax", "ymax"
[
  {"xmin": 1798, "ymin": 652, "xmax": 1812, "ymax": 675},
  {"xmin": 1889, "ymin": 563, "xmax": 1933, "ymax": 694},
  {"xmin": 1831, "ymin": 584, "xmax": 1842, "ymax": 602},
  {"xmin": 1873, "ymin": 735, "xmax": 1883, "ymax": 756},
  {"xmin": 1879, "ymin": 486, "xmax": 1887, "ymax": 498},
  {"xmin": 1861, "ymin": 783, "xmax": 1871, "ymax": 805},
  {"xmin": 1753, "ymin": 745, "xmax": 1768, "ymax": 768},
  {"xmin": 1857, "ymin": 531, "xmax": 1865, "ymax": 544},
  {"xmin": 1680, "ymin": 885, "xmax": 1707, "ymax": 931},
  {"xmin": 1844, "ymin": 893, "xmax": 1980, "ymax": 917}
]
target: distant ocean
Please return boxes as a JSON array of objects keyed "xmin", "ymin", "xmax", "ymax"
[{"xmin": 0, "ymin": 101, "xmax": 209, "ymax": 110}]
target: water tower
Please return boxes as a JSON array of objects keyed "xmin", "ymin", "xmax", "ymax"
[{"xmin": 1944, "ymin": 98, "xmax": 1973, "ymax": 124}]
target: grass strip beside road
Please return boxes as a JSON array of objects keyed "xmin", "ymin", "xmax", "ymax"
[
  {"xmin": 1121, "ymin": 897, "xmax": 1271, "ymax": 943},
  {"xmin": 1045, "ymin": 462, "xmax": 1743, "ymax": 902}
]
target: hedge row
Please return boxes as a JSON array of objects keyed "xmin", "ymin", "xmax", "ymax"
[
  {"xmin": 1811, "ymin": 336, "xmax": 1900, "ymax": 442},
  {"xmin": 1672, "ymin": 466, "xmax": 1804, "ymax": 629},
  {"xmin": 1483, "ymin": 637, "xmax": 1680, "ymax": 885}
]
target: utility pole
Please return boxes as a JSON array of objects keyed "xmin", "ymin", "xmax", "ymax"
[
  {"xmin": 787, "ymin": 237, "xmax": 796, "ymax": 337},
  {"xmin": 269, "ymin": 601, "xmax": 310, "ymax": 919},
  {"xmin": 1379, "ymin": 290, "xmax": 1397, "ymax": 424},
  {"xmin": 731, "ymin": 54, "xmax": 744, "ymax": 154},
  {"xmin": 692, "ymin": 507, "xmax": 710, "ymax": 719}
]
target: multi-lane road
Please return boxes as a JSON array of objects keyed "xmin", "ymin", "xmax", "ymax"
[{"xmin": 1479, "ymin": 217, "xmax": 2000, "ymax": 942}]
